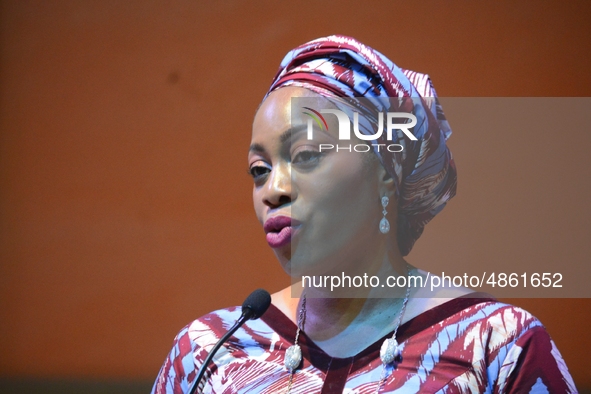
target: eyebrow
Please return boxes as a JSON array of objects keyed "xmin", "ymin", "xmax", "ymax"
[
  {"xmin": 248, "ymin": 142, "xmax": 266, "ymax": 154},
  {"xmin": 248, "ymin": 124, "xmax": 308, "ymax": 154}
]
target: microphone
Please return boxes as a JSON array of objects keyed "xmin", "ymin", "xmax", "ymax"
[
  {"xmin": 189, "ymin": 289, "xmax": 271, "ymax": 394},
  {"xmin": 241, "ymin": 288, "xmax": 272, "ymax": 320}
]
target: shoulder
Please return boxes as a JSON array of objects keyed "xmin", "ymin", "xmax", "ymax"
[
  {"xmin": 408, "ymin": 291, "xmax": 544, "ymax": 337},
  {"xmin": 406, "ymin": 297, "xmax": 547, "ymax": 356},
  {"xmin": 454, "ymin": 300, "xmax": 543, "ymax": 335},
  {"xmin": 437, "ymin": 300, "xmax": 577, "ymax": 393},
  {"xmin": 161, "ymin": 307, "xmax": 244, "ymax": 375},
  {"xmin": 437, "ymin": 299, "xmax": 548, "ymax": 350},
  {"xmin": 151, "ymin": 307, "xmax": 279, "ymax": 394},
  {"xmin": 180, "ymin": 306, "xmax": 279, "ymax": 356},
  {"xmin": 183, "ymin": 307, "xmax": 242, "ymax": 345}
]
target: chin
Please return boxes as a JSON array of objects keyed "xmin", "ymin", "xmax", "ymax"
[{"xmin": 273, "ymin": 250, "xmax": 292, "ymax": 271}]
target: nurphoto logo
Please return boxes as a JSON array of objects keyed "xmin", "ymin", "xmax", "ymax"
[{"xmin": 302, "ymin": 107, "xmax": 417, "ymax": 153}]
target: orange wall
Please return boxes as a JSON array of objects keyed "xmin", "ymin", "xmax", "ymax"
[{"xmin": 0, "ymin": 0, "xmax": 589, "ymax": 389}]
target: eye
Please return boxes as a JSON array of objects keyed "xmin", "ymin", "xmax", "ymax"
[
  {"xmin": 248, "ymin": 161, "xmax": 271, "ymax": 183},
  {"xmin": 292, "ymin": 149, "xmax": 322, "ymax": 167},
  {"xmin": 249, "ymin": 166, "xmax": 270, "ymax": 178}
]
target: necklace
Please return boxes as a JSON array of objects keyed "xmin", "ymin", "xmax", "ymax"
[
  {"xmin": 284, "ymin": 267, "xmax": 412, "ymax": 393},
  {"xmin": 284, "ymin": 295, "xmax": 306, "ymax": 393}
]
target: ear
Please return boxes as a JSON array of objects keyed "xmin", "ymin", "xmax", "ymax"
[{"xmin": 377, "ymin": 163, "xmax": 396, "ymax": 197}]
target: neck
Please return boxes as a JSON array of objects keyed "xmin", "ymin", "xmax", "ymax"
[
  {"xmin": 283, "ymin": 249, "xmax": 411, "ymax": 351},
  {"xmin": 303, "ymin": 243, "xmax": 408, "ymax": 299}
]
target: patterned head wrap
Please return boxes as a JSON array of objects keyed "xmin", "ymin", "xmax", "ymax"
[{"xmin": 264, "ymin": 35, "xmax": 457, "ymax": 256}]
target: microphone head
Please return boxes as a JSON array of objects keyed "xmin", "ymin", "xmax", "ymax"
[{"xmin": 241, "ymin": 289, "xmax": 271, "ymax": 320}]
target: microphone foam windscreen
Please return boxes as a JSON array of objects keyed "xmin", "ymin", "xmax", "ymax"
[{"xmin": 242, "ymin": 289, "xmax": 271, "ymax": 319}]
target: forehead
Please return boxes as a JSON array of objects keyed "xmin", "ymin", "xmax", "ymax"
[{"xmin": 252, "ymin": 87, "xmax": 338, "ymax": 142}]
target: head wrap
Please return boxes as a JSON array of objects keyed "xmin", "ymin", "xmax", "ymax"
[{"xmin": 265, "ymin": 35, "xmax": 457, "ymax": 256}]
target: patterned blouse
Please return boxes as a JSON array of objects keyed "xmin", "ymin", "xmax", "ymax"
[{"xmin": 151, "ymin": 295, "xmax": 577, "ymax": 393}]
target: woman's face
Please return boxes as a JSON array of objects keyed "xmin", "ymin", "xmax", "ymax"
[{"xmin": 249, "ymin": 87, "xmax": 392, "ymax": 278}]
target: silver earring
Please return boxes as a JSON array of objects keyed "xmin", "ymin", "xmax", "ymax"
[{"xmin": 379, "ymin": 196, "xmax": 390, "ymax": 234}]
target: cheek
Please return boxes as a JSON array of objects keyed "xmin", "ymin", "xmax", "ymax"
[
  {"xmin": 328, "ymin": 154, "xmax": 378, "ymax": 198},
  {"xmin": 301, "ymin": 155, "xmax": 379, "ymax": 219},
  {"xmin": 252, "ymin": 187, "xmax": 265, "ymax": 224}
]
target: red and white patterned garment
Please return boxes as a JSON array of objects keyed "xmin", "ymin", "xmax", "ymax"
[{"xmin": 152, "ymin": 296, "xmax": 576, "ymax": 393}]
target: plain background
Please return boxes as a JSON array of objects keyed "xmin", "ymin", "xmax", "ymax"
[{"xmin": 1, "ymin": 0, "xmax": 590, "ymax": 391}]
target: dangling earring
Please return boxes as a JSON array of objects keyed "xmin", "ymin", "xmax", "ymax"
[{"xmin": 379, "ymin": 196, "xmax": 390, "ymax": 234}]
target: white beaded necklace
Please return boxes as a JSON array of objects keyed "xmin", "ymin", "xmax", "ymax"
[{"xmin": 284, "ymin": 267, "xmax": 412, "ymax": 393}]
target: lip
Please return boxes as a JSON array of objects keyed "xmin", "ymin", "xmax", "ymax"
[{"xmin": 264, "ymin": 215, "xmax": 301, "ymax": 248}]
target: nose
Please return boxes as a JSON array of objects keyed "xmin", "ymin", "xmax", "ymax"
[{"xmin": 262, "ymin": 162, "xmax": 292, "ymax": 209}]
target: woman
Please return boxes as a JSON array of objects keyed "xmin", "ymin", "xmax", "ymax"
[{"xmin": 152, "ymin": 36, "xmax": 576, "ymax": 393}]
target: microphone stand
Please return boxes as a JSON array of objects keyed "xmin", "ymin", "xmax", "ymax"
[
  {"xmin": 187, "ymin": 288, "xmax": 270, "ymax": 394},
  {"xmin": 188, "ymin": 309, "xmax": 253, "ymax": 394}
]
